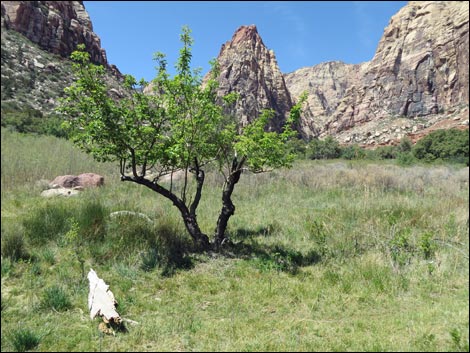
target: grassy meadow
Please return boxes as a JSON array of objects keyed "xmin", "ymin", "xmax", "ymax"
[{"xmin": 1, "ymin": 128, "xmax": 469, "ymax": 352}]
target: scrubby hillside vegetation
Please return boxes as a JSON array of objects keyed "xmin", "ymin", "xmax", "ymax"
[{"xmin": 1, "ymin": 128, "xmax": 468, "ymax": 351}]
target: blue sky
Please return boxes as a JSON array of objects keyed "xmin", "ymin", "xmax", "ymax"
[{"xmin": 83, "ymin": 1, "xmax": 407, "ymax": 81}]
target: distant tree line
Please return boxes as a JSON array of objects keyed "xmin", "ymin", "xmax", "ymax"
[
  {"xmin": 287, "ymin": 129, "xmax": 469, "ymax": 165},
  {"xmin": 1, "ymin": 102, "xmax": 68, "ymax": 138}
]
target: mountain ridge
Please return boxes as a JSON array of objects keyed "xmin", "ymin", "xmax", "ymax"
[{"xmin": 1, "ymin": 1, "xmax": 468, "ymax": 145}]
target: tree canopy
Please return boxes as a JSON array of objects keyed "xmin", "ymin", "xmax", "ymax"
[{"xmin": 59, "ymin": 26, "xmax": 305, "ymax": 250}]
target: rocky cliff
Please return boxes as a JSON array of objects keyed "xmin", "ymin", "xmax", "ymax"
[
  {"xmin": 284, "ymin": 61, "xmax": 362, "ymax": 139},
  {"xmin": 207, "ymin": 25, "xmax": 293, "ymax": 132},
  {"xmin": 286, "ymin": 1, "xmax": 469, "ymax": 145},
  {"xmin": 1, "ymin": 1, "xmax": 122, "ymax": 124},
  {"xmin": 1, "ymin": 1, "xmax": 114, "ymax": 69}
]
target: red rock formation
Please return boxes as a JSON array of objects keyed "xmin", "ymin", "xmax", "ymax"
[
  {"xmin": 50, "ymin": 173, "xmax": 104, "ymax": 188},
  {"xmin": 1, "ymin": 1, "xmax": 109, "ymax": 67},
  {"xmin": 207, "ymin": 25, "xmax": 294, "ymax": 132}
]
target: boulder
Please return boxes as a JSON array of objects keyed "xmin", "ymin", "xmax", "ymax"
[
  {"xmin": 41, "ymin": 188, "xmax": 80, "ymax": 198},
  {"xmin": 50, "ymin": 173, "xmax": 104, "ymax": 189}
]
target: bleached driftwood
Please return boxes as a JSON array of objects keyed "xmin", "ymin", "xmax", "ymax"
[{"xmin": 87, "ymin": 268, "xmax": 121, "ymax": 325}]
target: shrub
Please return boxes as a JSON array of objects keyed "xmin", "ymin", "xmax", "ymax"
[
  {"xmin": 397, "ymin": 136, "xmax": 412, "ymax": 153},
  {"xmin": 1, "ymin": 232, "xmax": 29, "ymax": 261},
  {"xmin": 41, "ymin": 285, "xmax": 72, "ymax": 311},
  {"xmin": 285, "ymin": 137, "xmax": 308, "ymax": 158},
  {"xmin": 413, "ymin": 129, "xmax": 469, "ymax": 163},
  {"xmin": 0, "ymin": 104, "xmax": 68, "ymax": 138},
  {"xmin": 10, "ymin": 328, "xmax": 41, "ymax": 352},
  {"xmin": 376, "ymin": 145, "xmax": 398, "ymax": 159},
  {"xmin": 307, "ymin": 136, "xmax": 341, "ymax": 160},
  {"xmin": 23, "ymin": 203, "xmax": 72, "ymax": 245},
  {"xmin": 341, "ymin": 144, "xmax": 366, "ymax": 160},
  {"xmin": 419, "ymin": 232, "xmax": 437, "ymax": 260},
  {"xmin": 396, "ymin": 151, "xmax": 416, "ymax": 166},
  {"xmin": 389, "ymin": 227, "xmax": 414, "ymax": 267}
]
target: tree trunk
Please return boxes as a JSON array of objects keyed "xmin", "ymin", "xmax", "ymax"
[
  {"xmin": 183, "ymin": 212, "xmax": 210, "ymax": 250},
  {"xmin": 213, "ymin": 163, "xmax": 242, "ymax": 249},
  {"xmin": 121, "ymin": 175, "xmax": 210, "ymax": 251}
]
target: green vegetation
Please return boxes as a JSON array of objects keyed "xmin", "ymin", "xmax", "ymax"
[
  {"xmin": 59, "ymin": 28, "xmax": 303, "ymax": 249},
  {"xmin": 9, "ymin": 328, "xmax": 41, "ymax": 352},
  {"xmin": 413, "ymin": 129, "xmax": 469, "ymax": 164},
  {"xmin": 1, "ymin": 128, "xmax": 468, "ymax": 351},
  {"xmin": 1, "ymin": 102, "xmax": 68, "ymax": 138},
  {"xmin": 295, "ymin": 129, "xmax": 469, "ymax": 166},
  {"xmin": 1, "ymin": 23, "xmax": 468, "ymax": 352}
]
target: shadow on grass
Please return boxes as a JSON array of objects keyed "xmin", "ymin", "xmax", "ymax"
[
  {"xmin": 217, "ymin": 234, "xmax": 321, "ymax": 275},
  {"xmin": 231, "ymin": 224, "xmax": 278, "ymax": 239},
  {"xmin": 140, "ymin": 225, "xmax": 321, "ymax": 277}
]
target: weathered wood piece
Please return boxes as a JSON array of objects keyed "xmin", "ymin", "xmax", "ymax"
[{"xmin": 87, "ymin": 268, "xmax": 121, "ymax": 325}]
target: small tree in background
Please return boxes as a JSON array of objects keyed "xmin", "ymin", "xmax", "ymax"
[{"xmin": 59, "ymin": 26, "xmax": 305, "ymax": 251}]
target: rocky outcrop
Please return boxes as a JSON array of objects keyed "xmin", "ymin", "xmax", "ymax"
[
  {"xmin": 207, "ymin": 25, "xmax": 293, "ymax": 132},
  {"xmin": 1, "ymin": 1, "xmax": 124, "ymax": 120},
  {"xmin": 1, "ymin": 1, "xmax": 111, "ymax": 68},
  {"xmin": 286, "ymin": 1, "xmax": 469, "ymax": 144},
  {"xmin": 284, "ymin": 61, "xmax": 362, "ymax": 138},
  {"xmin": 40, "ymin": 173, "xmax": 104, "ymax": 197},
  {"xmin": 50, "ymin": 173, "xmax": 104, "ymax": 188}
]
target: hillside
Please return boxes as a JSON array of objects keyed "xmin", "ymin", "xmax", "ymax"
[{"xmin": 0, "ymin": 1, "xmax": 123, "ymax": 133}]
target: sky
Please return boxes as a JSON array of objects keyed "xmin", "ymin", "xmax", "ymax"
[{"xmin": 83, "ymin": 1, "xmax": 408, "ymax": 82}]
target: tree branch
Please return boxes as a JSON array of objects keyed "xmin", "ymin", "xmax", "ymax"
[{"xmin": 190, "ymin": 158, "xmax": 204, "ymax": 216}]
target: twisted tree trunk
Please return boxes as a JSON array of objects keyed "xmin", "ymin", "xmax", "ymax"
[
  {"xmin": 121, "ymin": 174, "xmax": 210, "ymax": 251},
  {"xmin": 213, "ymin": 156, "xmax": 245, "ymax": 249}
]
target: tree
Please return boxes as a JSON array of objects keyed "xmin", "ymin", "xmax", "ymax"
[
  {"xmin": 59, "ymin": 27, "xmax": 305, "ymax": 251},
  {"xmin": 412, "ymin": 129, "xmax": 469, "ymax": 163},
  {"xmin": 307, "ymin": 136, "xmax": 341, "ymax": 160}
]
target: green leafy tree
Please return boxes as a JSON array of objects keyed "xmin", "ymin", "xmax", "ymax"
[
  {"xmin": 413, "ymin": 129, "xmax": 469, "ymax": 163},
  {"xmin": 307, "ymin": 136, "xmax": 341, "ymax": 160},
  {"xmin": 59, "ymin": 27, "xmax": 304, "ymax": 251}
]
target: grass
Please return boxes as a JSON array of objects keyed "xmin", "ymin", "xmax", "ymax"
[
  {"xmin": 1, "ymin": 129, "xmax": 469, "ymax": 351},
  {"xmin": 9, "ymin": 328, "xmax": 41, "ymax": 352}
]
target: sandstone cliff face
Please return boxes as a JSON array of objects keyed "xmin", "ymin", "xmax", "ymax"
[
  {"xmin": 1, "ymin": 1, "xmax": 123, "ymax": 117},
  {"xmin": 208, "ymin": 25, "xmax": 293, "ymax": 132},
  {"xmin": 1, "ymin": 1, "xmax": 111, "ymax": 68},
  {"xmin": 284, "ymin": 61, "xmax": 361, "ymax": 138},
  {"xmin": 286, "ymin": 1, "xmax": 469, "ymax": 144}
]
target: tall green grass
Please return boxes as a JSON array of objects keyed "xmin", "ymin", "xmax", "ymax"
[
  {"xmin": 1, "ymin": 129, "xmax": 468, "ymax": 351},
  {"xmin": 1, "ymin": 128, "xmax": 117, "ymax": 193}
]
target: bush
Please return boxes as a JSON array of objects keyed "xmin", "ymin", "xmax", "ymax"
[
  {"xmin": 10, "ymin": 328, "xmax": 41, "ymax": 352},
  {"xmin": 396, "ymin": 151, "xmax": 417, "ymax": 166},
  {"xmin": 341, "ymin": 144, "xmax": 366, "ymax": 160},
  {"xmin": 375, "ymin": 145, "xmax": 398, "ymax": 159},
  {"xmin": 1, "ymin": 103, "xmax": 68, "ymax": 138},
  {"xmin": 1, "ymin": 232, "xmax": 29, "ymax": 261},
  {"xmin": 41, "ymin": 286, "xmax": 72, "ymax": 311},
  {"xmin": 307, "ymin": 136, "xmax": 341, "ymax": 160},
  {"xmin": 397, "ymin": 136, "xmax": 412, "ymax": 153},
  {"xmin": 413, "ymin": 129, "xmax": 469, "ymax": 163},
  {"xmin": 285, "ymin": 137, "xmax": 308, "ymax": 158}
]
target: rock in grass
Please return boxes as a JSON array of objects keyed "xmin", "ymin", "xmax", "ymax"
[{"xmin": 40, "ymin": 188, "xmax": 80, "ymax": 197}]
